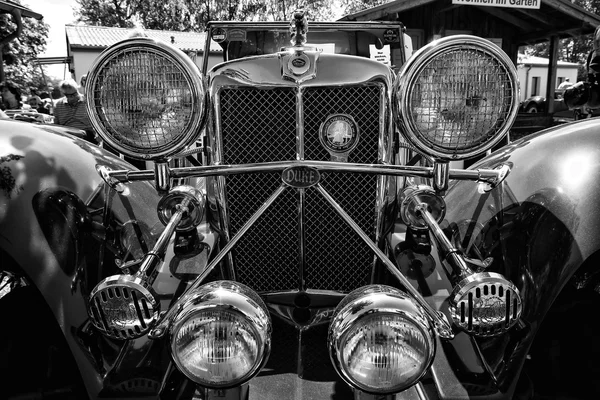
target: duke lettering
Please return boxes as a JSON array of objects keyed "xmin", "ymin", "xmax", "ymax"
[{"xmin": 286, "ymin": 169, "xmax": 316, "ymax": 184}]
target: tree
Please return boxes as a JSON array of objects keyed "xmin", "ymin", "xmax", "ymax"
[
  {"xmin": 0, "ymin": 0, "xmax": 50, "ymax": 95},
  {"xmin": 74, "ymin": 0, "xmax": 344, "ymax": 32},
  {"xmin": 73, "ymin": 0, "xmax": 137, "ymax": 28},
  {"xmin": 338, "ymin": 0, "xmax": 389, "ymax": 17}
]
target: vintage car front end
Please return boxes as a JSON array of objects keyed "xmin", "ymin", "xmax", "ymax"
[{"xmin": 12, "ymin": 11, "xmax": 598, "ymax": 400}]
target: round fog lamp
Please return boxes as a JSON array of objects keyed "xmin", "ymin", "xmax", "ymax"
[
  {"xmin": 329, "ymin": 285, "xmax": 435, "ymax": 394},
  {"xmin": 170, "ymin": 281, "xmax": 271, "ymax": 388}
]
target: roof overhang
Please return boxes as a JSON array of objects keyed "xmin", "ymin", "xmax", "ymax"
[
  {"xmin": 0, "ymin": 0, "xmax": 42, "ymax": 20},
  {"xmin": 340, "ymin": 0, "xmax": 600, "ymax": 45}
]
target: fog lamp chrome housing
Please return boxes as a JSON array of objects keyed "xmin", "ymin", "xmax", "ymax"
[
  {"xmin": 328, "ymin": 285, "xmax": 435, "ymax": 394},
  {"xmin": 449, "ymin": 272, "xmax": 522, "ymax": 336},
  {"xmin": 86, "ymin": 37, "xmax": 206, "ymax": 160},
  {"xmin": 395, "ymin": 35, "xmax": 519, "ymax": 160},
  {"xmin": 169, "ymin": 281, "xmax": 271, "ymax": 388}
]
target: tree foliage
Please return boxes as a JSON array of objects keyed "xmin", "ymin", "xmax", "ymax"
[
  {"xmin": 0, "ymin": 0, "xmax": 50, "ymax": 94},
  {"xmin": 75, "ymin": 0, "xmax": 340, "ymax": 32},
  {"xmin": 339, "ymin": 0, "xmax": 389, "ymax": 17}
]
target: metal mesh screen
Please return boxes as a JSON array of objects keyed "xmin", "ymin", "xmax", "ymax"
[
  {"xmin": 219, "ymin": 85, "xmax": 381, "ymax": 293},
  {"xmin": 220, "ymin": 88, "xmax": 298, "ymax": 292},
  {"xmin": 409, "ymin": 48, "xmax": 514, "ymax": 152},
  {"xmin": 303, "ymin": 86, "xmax": 380, "ymax": 290},
  {"xmin": 93, "ymin": 49, "xmax": 195, "ymax": 151}
]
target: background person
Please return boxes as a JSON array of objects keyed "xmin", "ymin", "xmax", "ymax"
[
  {"xmin": 54, "ymin": 79, "xmax": 95, "ymax": 143},
  {"xmin": 27, "ymin": 95, "xmax": 50, "ymax": 114},
  {"xmin": 39, "ymin": 91, "xmax": 54, "ymax": 114},
  {"xmin": 0, "ymin": 82, "xmax": 22, "ymax": 110}
]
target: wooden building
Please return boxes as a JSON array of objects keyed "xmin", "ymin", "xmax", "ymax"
[
  {"xmin": 65, "ymin": 25, "xmax": 223, "ymax": 85},
  {"xmin": 341, "ymin": 0, "xmax": 600, "ymax": 118}
]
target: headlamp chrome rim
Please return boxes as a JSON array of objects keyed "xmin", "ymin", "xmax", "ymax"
[
  {"xmin": 328, "ymin": 285, "xmax": 435, "ymax": 394},
  {"xmin": 86, "ymin": 37, "xmax": 206, "ymax": 160},
  {"xmin": 395, "ymin": 35, "xmax": 519, "ymax": 161},
  {"xmin": 169, "ymin": 281, "xmax": 271, "ymax": 389}
]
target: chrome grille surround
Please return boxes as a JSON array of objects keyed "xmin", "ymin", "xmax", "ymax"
[{"xmin": 207, "ymin": 56, "xmax": 394, "ymax": 294}]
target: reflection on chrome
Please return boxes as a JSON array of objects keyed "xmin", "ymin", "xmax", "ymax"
[
  {"xmin": 329, "ymin": 285, "xmax": 435, "ymax": 394},
  {"xmin": 169, "ymin": 281, "xmax": 271, "ymax": 388}
]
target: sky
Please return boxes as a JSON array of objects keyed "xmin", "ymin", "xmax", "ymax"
[{"xmin": 28, "ymin": 0, "xmax": 79, "ymax": 80}]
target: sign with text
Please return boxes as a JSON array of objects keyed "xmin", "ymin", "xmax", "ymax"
[
  {"xmin": 369, "ymin": 44, "xmax": 391, "ymax": 66},
  {"xmin": 452, "ymin": 0, "xmax": 540, "ymax": 9}
]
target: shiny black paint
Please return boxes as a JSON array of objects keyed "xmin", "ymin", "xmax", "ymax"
[
  {"xmin": 443, "ymin": 118, "xmax": 600, "ymax": 395},
  {"xmin": 3, "ymin": 113, "xmax": 600, "ymax": 398},
  {"xmin": 0, "ymin": 120, "xmax": 166, "ymax": 399}
]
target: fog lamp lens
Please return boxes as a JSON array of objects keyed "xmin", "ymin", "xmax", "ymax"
[
  {"xmin": 329, "ymin": 285, "xmax": 434, "ymax": 394},
  {"xmin": 170, "ymin": 281, "xmax": 271, "ymax": 388},
  {"xmin": 174, "ymin": 311, "xmax": 260, "ymax": 384},
  {"xmin": 342, "ymin": 315, "xmax": 429, "ymax": 391}
]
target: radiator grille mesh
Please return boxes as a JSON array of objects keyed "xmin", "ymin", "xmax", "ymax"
[{"xmin": 219, "ymin": 85, "xmax": 381, "ymax": 292}]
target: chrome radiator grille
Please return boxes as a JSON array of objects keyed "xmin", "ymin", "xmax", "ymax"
[{"xmin": 219, "ymin": 85, "xmax": 382, "ymax": 293}]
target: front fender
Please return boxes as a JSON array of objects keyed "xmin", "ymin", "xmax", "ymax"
[
  {"xmin": 0, "ymin": 120, "xmax": 161, "ymax": 398},
  {"xmin": 444, "ymin": 117, "xmax": 600, "ymax": 389}
]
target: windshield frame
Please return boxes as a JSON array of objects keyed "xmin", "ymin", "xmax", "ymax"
[{"xmin": 202, "ymin": 21, "xmax": 406, "ymax": 74}]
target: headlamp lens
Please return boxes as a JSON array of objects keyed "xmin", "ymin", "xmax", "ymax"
[
  {"xmin": 410, "ymin": 49, "xmax": 509, "ymax": 150},
  {"xmin": 169, "ymin": 281, "xmax": 271, "ymax": 388},
  {"xmin": 341, "ymin": 314, "xmax": 432, "ymax": 393},
  {"xmin": 173, "ymin": 310, "xmax": 261, "ymax": 386},
  {"xmin": 396, "ymin": 36, "xmax": 519, "ymax": 160},
  {"xmin": 329, "ymin": 285, "xmax": 435, "ymax": 394}
]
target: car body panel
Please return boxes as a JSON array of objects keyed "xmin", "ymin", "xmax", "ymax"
[{"xmin": 3, "ymin": 18, "xmax": 600, "ymax": 400}]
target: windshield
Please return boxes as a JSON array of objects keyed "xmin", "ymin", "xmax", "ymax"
[{"xmin": 203, "ymin": 22, "xmax": 406, "ymax": 73}]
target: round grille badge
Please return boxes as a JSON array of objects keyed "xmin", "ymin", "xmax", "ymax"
[
  {"xmin": 288, "ymin": 53, "xmax": 310, "ymax": 76},
  {"xmin": 319, "ymin": 114, "xmax": 360, "ymax": 154}
]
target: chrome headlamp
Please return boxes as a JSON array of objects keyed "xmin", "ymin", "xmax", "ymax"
[
  {"xmin": 169, "ymin": 281, "xmax": 271, "ymax": 388},
  {"xmin": 395, "ymin": 35, "xmax": 519, "ymax": 160},
  {"xmin": 328, "ymin": 285, "xmax": 435, "ymax": 394},
  {"xmin": 86, "ymin": 37, "xmax": 206, "ymax": 160}
]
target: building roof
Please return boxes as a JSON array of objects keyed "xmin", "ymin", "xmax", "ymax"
[
  {"xmin": 0, "ymin": 0, "xmax": 42, "ymax": 20},
  {"xmin": 65, "ymin": 25, "xmax": 222, "ymax": 53},
  {"xmin": 517, "ymin": 53, "xmax": 580, "ymax": 68},
  {"xmin": 341, "ymin": 0, "xmax": 600, "ymax": 45}
]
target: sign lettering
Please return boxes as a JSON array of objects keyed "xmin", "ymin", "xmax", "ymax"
[{"xmin": 451, "ymin": 0, "xmax": 540, "ymax": 9}]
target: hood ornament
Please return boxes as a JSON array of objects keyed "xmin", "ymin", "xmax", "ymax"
[
  {"xmin": 290, "ymin": 9, "xmax": 308, "ymax": 47},
  {"xmin": 281, "ymin": 9, "xmax": 318, "ymax": 83}
]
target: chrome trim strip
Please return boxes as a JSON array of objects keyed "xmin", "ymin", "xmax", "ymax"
[
  {"xmin": 211, "ymin": 89, "xmax": 236, "ymax": 279},
  {"xmin": 104, "ymin": 161, "xmax": 507, "ymax": 183},
  {"xmin": 149, "ymin": 184, "xmax": 287, "ymax": 338},
  {"xmin": 297, "ymin": 88, "xmax": 304, "ymax": 160},
  {"xmin": 297, "ymin": 188, "xmax": 306, "ymax": 291},
  {"xmin": 315, "ymin": 183, "xmax": 454, "ymax": 339}
]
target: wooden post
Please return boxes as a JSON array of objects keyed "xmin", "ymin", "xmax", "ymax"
[{"xmin": 547, "ymin": 35, "xmax": 559, "ymax": 114}]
